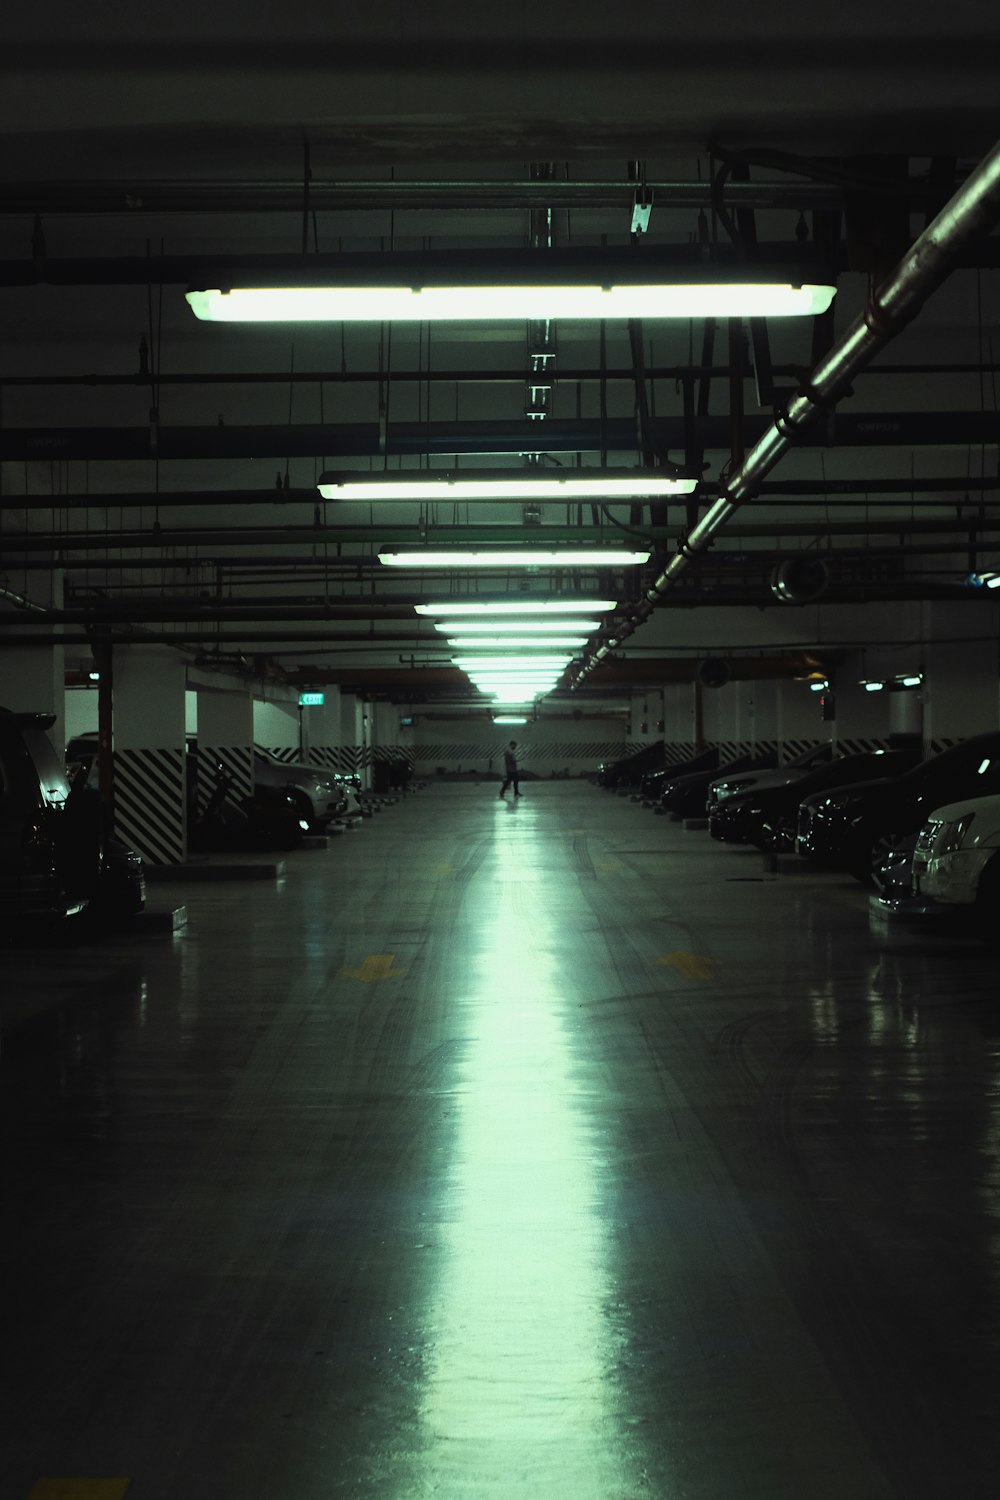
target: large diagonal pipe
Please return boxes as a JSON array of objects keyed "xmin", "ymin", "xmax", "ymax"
[{"xmin": 572, "ymin": 138, "xmax": 1000, "ymax": 688}]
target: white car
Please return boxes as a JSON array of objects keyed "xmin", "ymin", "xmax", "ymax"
[
  {"xmin": 253, "ymin": 749, "xmax": 346, "ymax": 830},
  {"xmin": 911, "ymin": 794, "xmax": 1000, "ymax": 915}
]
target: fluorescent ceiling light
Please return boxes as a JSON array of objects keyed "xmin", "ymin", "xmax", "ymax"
[
  {"xmin": 448, "ymin": 636, "xmax": 587, "ymax": 649},
  {"xmin": 416, "ymin": 599, "xmax": 617, "ymax": 616},
  {"xmin": 493, "ymin": 716, "xmax": 528, "ymax": 725},
  {"xmin": 435, "ymin": 620, "xmax": 600, "ymax": 634},
  {"xmin": 452, "ymin": 655, "xmax": 571, "ymax": 668},
  {"xmin": 319, "ymin": 468, "xmax": 696, "ymax": 500},
  {"xmin": 862, "ymin": 680, "xmax": 885, "ymax": 692},
  {"xmin": 189, "ymin": 284, "xmax": 835, "ymax": 323},
  {"xmin": 380, "ymin": 549, "xmax": 649, "ymax": 568}
]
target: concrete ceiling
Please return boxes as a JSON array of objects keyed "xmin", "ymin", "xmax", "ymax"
[{"xmin": 2, "ymin": 4, "xmax": 999, "ymax": 709}]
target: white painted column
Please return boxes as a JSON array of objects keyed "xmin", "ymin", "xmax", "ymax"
[
  {"xmin": 197, "ymin": 686, "xmax": 255, "ymax": 811},
  {"xmin": 253, "ymin": 692, "xmax": 300, "ymax": 760},
  {"xmin": 922, "ymin": 638, "xmax": 1000, "ymax": 750},
  {"xmin": 112, "ymin": 645, "xmax": 187, "ymax": 864},
  {"xmin": 303, "ymin": 685, "xmax": 342, "ymax": 772},
  {"xmin": 0, "ymin": 572, "xmax": 65, "ymax": 752}
]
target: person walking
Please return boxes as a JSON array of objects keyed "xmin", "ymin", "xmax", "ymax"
[{"xmin": 498, "ymin": 740, "xmax": 522, "ymax": 799}]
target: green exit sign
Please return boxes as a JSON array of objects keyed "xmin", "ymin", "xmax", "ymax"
[{"xmin": 299, "ymin": 691, "xmax": 325, "ymax": 706}]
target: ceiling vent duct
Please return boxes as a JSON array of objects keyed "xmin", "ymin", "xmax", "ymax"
[{"xmin": 769, "ymin": 557, "xmax": 830, "ymax": 603}]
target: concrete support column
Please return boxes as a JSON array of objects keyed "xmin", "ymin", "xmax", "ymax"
[
  {"xmin": 0, "ymin": 571, "xmax": 65, "ymax": 752},
  {"xmin": 302, "ymin": 685, "xmax": 342, "ymax": 773},
  {"xmin": 922, "ymin": 637, "xmax": 1000, "ymax": 750},
  {"xmin": 253, "ymin": 693, "xmax": 300, "ymax": 761},
  {"xmin": 197, "ymin": 687, "xmax": 255, "ymax": 811},
  {"xmin": 112, "ymin": 645, "xmax": 187, "ymax": 865},
  {"xmin": 339, "ymin": 693, "xmax": 370, "ymax": 785}
]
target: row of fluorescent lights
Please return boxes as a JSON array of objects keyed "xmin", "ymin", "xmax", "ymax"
[{"xmin": 418, "ymin": 597, "xmax": 617, "ymax": 710}]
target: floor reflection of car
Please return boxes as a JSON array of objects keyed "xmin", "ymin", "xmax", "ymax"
[
  {"xmin": 2, "ymin": 707, "xmax": 144, "ymax": 927},
  {"xmin": 797, "ymin": 732, "xmax": 1000, "ymax": 881},
  {"xmin": 911, "ymin": 794, "xmax": 1000, "ymax": 923},
  {"xmin": 709, "ymin": 748, "xmax": 922, "ymax": 849}
]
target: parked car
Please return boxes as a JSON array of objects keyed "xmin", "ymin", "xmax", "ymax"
[
  {"xmin": 660, "ymin": 751, "xmax": 777, "ymax": 818},
  {"xmin": 709, "ymin": 748, "xmax": 922, "ymax": 849},
  {"xmin": 1, "ymin": 707, "xmax": 144, "ymax": 927},
  {"xmin": 597, "ymin": 740, "xmax": 665, "ymax": 789},
  {"xmin": 796, "ymin": 731, "xmax": 1000, "ymax": 881},
  {"xmin": 637, "ymin": 747, "xmax": 720, "ymax": 803},
  {"xmin": 910, "ymin": 794, "xmax": 1000, "ymax": 922},
  {"xmin": 252, "ymin": 749, "xmax": 346, "ymax": 831},
  {"xmin": 705, "ymin": 741, "xmax": 835, "ymax": 811}
]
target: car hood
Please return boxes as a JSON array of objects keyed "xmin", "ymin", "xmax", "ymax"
[{"xmin": 799, "ymin": 774, "xmax": 897, "ymax": 809}]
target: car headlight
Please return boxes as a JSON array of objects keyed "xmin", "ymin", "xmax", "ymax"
[{"xmin": 933, "ymin": 813, "xmax": 975, "ymax": 856}]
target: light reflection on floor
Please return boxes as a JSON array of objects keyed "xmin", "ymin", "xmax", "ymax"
[{"xmin": 418, "ymin": 825, "xmax": 634, "ymax": 1497}]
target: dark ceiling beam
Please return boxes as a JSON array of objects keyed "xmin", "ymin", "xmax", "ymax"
[
  {"xmin": 8, "ymin": 519, "xmax": 1000, "ymax": 558},
  {"xmin": 4, "ymin": 361, "xmax": 999, "ymax": 390},
  {"xmin": 3, "ymin": 411, "xmax": 999, "ymax": 462},
  {"xmin": 0, "ymin": 242, "xmax": 841, "ymax": 288},
  {"xmin": 5, "ymin": 476, "xmax": 1000, "ymax": 511},
  {"xmin": 0, "ymin": 178, "xmax": 859, "ymax": 217}
]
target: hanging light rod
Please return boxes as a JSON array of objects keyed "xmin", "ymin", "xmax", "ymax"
[
  {"xmin": 319, "ymin": 468, "xmax": 697, "ymax": 500},
  {"xmin": 186, "ymin": 249, "xmax": 835, "ymax": 323},
  {"xmin": 380, "ymin": 548, "xmax": 650, "ymax": 568}
]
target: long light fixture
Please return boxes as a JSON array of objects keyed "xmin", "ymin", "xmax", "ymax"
[
  {"xmin": 434, "ymin": 620, "xmax": 601, "ymax": 634},
  {"xmin": 452, "ymin": 656, "xmax": 571, "ymax": 668},
  {"xmin": 187, "ymin": 252, "xmax": 836, "ymax": 323},
  {"xmin": 415, "ymin": 599, "xmax": 617, "ymax": 615},
  {"xmin": 319, "ymin": 469, "xmax": 697, "ymax": 500},
  {"xmin": 493, "ymin": 716, "xmax": 528, "ymax": 725},
  {"xmin": 447, "ymin": 636, "xmax": 588, "ymax": 649},
  {"xmin": 380, "ymin": 549, "xmax": 649, "ymax": 568}
]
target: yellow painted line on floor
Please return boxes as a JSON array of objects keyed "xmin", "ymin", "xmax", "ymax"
[
  {"xmin": 431, "ymin": 862, "xmax": 455, "ymax": 873},
  {"xmin": 341, "ymin": 953, "xmax": 403, "ymax": 982},
  {"xmin": 656, "ymin": 951, "xmax": 718, "ymax": 981},
  {"xmin": 26, "ymin": 1483, "xmax": 131, "ymax": 1500},
  {"xmin": 597, "ymin": 857, "xmax": 624, "ymax": 874}
]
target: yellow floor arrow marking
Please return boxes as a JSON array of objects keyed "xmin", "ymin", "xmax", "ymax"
[
  {"xmin": 341, "ymin": 954, "xmax": 402, "ymax": 982},
  {"xmin": 656, "ymin": 951, "xmax": 717, "ymax": 981},
  {"xmin": 597, "ymin": 858, "xmax": 624, "ymax": 874},
  {"xmin": 26, "ymin": 1484, "xmax": 131, "ymax": 1500},
  {"xmin": 431, "ymin": 862, "xmax": 455, "ymax": 873}
]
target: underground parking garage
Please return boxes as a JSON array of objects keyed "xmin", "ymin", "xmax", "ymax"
[{"xmin": 4, "ymin": 7, "xmax": 1000, "ymax": 1496}]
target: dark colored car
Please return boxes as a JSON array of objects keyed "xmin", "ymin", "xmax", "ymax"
[
  {"xmin": 1, "ymin": 707, "xmax": 144, "ymax": 927},
  {"xmin": 709, "ymin": 748, "xmax": 924, "ymax": 850},
  {"xmin": 704, "ymin": 741, "xmax": 835, "ymax": 811},
  {"xmin": 796, "ymin": 731, "xmax": 1000, "ymax": 880},
  {"xmin": 637, "ymin": 747, "xmax": 720, "ymax": 803},
  {"xmin": 660, "ymin": 751, "xmax": 778, "ymax": 818},
  {"xmin": 597, "ymin": 740, "xmax": 666, "ymax": 789}
]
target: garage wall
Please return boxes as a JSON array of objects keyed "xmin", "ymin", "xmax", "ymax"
[{"xmin": 408, "ymin": 716, "xmax": 628, "ymax": 778}]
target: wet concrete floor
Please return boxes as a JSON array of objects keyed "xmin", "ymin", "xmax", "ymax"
[{"xmin": 2, "ymin": 782, "xmax": 1000, "ymax": 1498}]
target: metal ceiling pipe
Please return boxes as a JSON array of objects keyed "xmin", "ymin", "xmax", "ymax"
[
  {"xmin": 4, "ymin": 412, "xmax": 1000, "ymax": 462},
  {"xmin": 572, "ymin": 138, "xmax": 1000, "ymax": 688}
]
